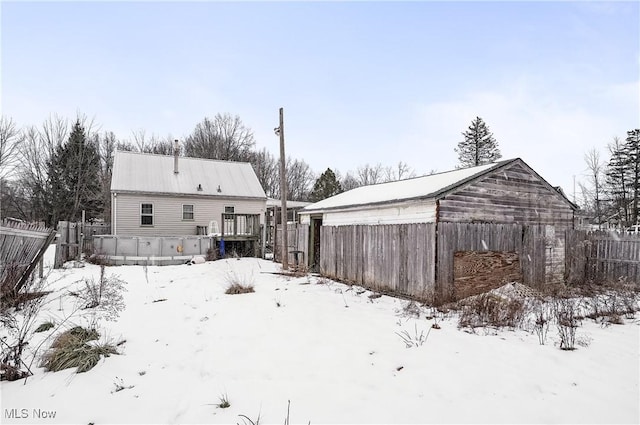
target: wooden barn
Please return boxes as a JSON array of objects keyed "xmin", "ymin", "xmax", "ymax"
[{"xmin": 296, "ymin": 158, "xmax": 578, "ymax": 302}]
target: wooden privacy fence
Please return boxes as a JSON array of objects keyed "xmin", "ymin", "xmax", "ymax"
[
  {"xmin": 0, "ymin": 220, "xmax": 55, "ymax": 294},
  {"xmin": 55, "ymin": 221, "xmax": 111, "ymax": 267},
  {"xmin": 317, "ymin": 222, "xmax": 552, "ymax": 303},
  {"xmin": 321, "ymin": 224, "xmax": 436, "ymax": 298},
  {"xmin": 275, "ymin": 223, "xmax": 309, "ymax": 268},
  {"xmin": 566, "ymin": 230, "xmax": 640, "ymax": 284}
]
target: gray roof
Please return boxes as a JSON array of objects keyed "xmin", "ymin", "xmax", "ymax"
[
  {"xmin": 111, "ymin": 151, "xmax": 267, "ymax": 199},
  {"xmin": 302, "ymin": 158, "xmax": 577, "ymax": 213}
]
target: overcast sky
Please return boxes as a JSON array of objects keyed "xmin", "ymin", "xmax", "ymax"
[{"xmin": 1, "ymin": 1, "xmax": 638, "ymax": 198}]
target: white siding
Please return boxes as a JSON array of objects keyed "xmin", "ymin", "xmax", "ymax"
[
  {"xmin": 113, "ymin": 193, "xmax": 266, "ymax": 236},
  {"xmin": 300, "ymin": 200, "xmax": 437, "ymax": 226}
]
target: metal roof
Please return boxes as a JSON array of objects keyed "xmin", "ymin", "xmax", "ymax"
[
  {"xmin": 302, "ymin": 159, "xmax": 511, "ymax": 213},
  {"xmin": 111, "ymin": 151, "xmax": 267, "ymax": 199}
]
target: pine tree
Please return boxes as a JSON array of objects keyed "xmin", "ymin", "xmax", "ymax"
[
  {"xmin": 456, "ymin": 117, "xmax": 502, "ymax": 167},
  {"xmin": 310, "ymin": 168, "xmax": 343, "ymax": 202},
  {"xmin": 625, "ymin": 129, "xmax": 640, "ymax": 224},
  {"xmin": 47, "ymin": 120, "xmax": 102, "ymax": 225}
]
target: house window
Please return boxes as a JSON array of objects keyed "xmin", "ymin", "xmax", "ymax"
[
  {"xmin": 141, "ymin": 203, "xmax": 153, "ymax": 226},
  {"xmin": 182, "ymin": 204, "xmax": 194, "ymax": 220},
  {"xmin": 224, "ymin": 206, "xmax": 235, "ymax": 214}
]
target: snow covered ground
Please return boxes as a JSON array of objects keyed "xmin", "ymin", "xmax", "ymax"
[{"xmin": 1, "ymin": 247, "xmax": 639, "ymax": 424}]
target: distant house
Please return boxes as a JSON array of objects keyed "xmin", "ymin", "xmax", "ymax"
[
  {"xmin": 297, "ymin": 158, "xmax": 578, "ymax": 299},
  {"xmin": 110, "ymin": 148, "xmax": 267, "ymax": 244}
]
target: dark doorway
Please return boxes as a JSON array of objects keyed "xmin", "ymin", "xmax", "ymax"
[{"xmin": 309, "ymin": 217, "xmax": 323, "ymax": 272}]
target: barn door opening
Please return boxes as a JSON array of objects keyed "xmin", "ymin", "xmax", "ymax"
[{"xmin": 309, "ymin": 217, "xmax": 322, "ymax": 272}]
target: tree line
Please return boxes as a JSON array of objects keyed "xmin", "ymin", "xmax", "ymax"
[
  {"xmin": 579, "ymin": 129, "xmax": 640, "ymax": 228},
  {"xmin": 0, "ymin": 112, "xmax": 442, "ymax": 226}
]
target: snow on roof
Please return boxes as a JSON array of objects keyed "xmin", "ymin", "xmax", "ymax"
[
  {"xmin": 266, "ymin": 198, "xmax": 312, "ymax": 209},
  {"xmin": 111, "ymin": 151, "xmax": 267, "ymax": 199},
  {"xmin": 303, "ymin": 160, "xmax": 510, "ymax": 212}
]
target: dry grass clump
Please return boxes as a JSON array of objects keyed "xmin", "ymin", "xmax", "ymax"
[
  {"xmin": 457, "ymin": 293, "xmax": 526, "ymax": 329},
  {"xmin": 225, "ymin": 283, "xmax": 255, "ymax": 295},
  {"xmin": 224, "ymin": 270, "xmax": 255, "ymax": 295},
  {"xmin": 41, "ymin": 326, "xmax": 117, "ymax": 373}
]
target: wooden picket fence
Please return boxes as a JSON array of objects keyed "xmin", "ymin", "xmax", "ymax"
[
  {"xmin": 566, "ymin": 230, "xmax": 640, "ymax": 284},
  {"xmin": 0, "ymin": 220, "xmax": 55, "ymax": 294},
  {"xmin": 55, "ymin": 221, "xmax": 110, "ymax": 268},
  {"xmin": 274, "ymin": 223, "xmax": 309, "ymax": 268}
]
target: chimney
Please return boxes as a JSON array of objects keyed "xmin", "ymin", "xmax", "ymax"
[{"xmin": 173, "ymin": 139, "xmax": 180, "ymax": 174}]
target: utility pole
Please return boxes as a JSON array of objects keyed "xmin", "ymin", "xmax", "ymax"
[{"xmin": 276, "ymin": 107, "xmax": 289, "ymax": 270}]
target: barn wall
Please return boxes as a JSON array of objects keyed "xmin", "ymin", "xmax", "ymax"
[
  {"xmin": 438, "ymin": 162, "xmax": 574, "ymax": 284},
  {"xmin": 113, "ymin": 192, "xmax": 266, "ymax": 236}
]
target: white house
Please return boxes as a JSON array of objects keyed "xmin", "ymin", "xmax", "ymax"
[{"xmin": 110, "ymin": 148, "xmax": 267, "ymax": 238}]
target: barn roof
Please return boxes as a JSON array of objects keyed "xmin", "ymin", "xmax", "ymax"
[
  {"xmin": 302, "ymin": 158, "xmax": 576, "ymax": 213},
  {"xmin": 111, "ymin": 151, "xmax": 267, "ymax": 199}
]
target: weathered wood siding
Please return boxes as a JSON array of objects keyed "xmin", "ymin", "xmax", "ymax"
[
  {"xmin": 566, "ymin": 230, "xmax": 640, "ymax": 284},
  {"xmin": 436, "ymin": 223, "xmax": 547, "ymax": 300},
  {"xmin": 320, "ymin": 224, "xmax": 436, "ymax": 299},
  {"xmin": 274, "ymin": 223, "xmax": 309, "ymax": 267},
  {"xmin": 438, "ymin": 162, "xmax": 574, "ymax": 283},
  {"xmin": 319, "ymin": 200, "xmax": 437, "ymax": 226},
  {"xmin": 113, "ymin": 192, "xmax": 266, "ymax": 236},
  {"xmin": 454, "ymin": 251, "xmax": 522, "ymax": 299}
]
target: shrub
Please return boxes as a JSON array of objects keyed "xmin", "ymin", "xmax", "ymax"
[
  {"xmin": 552, "ymin": 298, "xmax": 580, "ymax": 351},
  {"xmin": 224, "ymin": 271, "xmax": 254, "ymax": 294},
  {"xmin": 41, "ymin": 327, "xmax": 117, "ymax": 373},
  {"xmin": 216, "ymin": 393, "xmax": 231, "ymax": 409},
  {"xmin": 457, "ymin": 293, "xmax": 526, "ymax": 329},
  {"xmin": 225, "ymin": 283, "xmax": 255, "ymax": 295},
  {"xmin": 77, "ymin": 265, "xmax": 126, "ymax": 322},
  {"xmin": 206, "ymin": 247, "xmax": 218, "ymax": 262}
]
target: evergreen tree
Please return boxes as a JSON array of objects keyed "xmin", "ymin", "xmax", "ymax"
[
  {"xmin": 456, "ymin": 117, "xmax": 501, "ymax": 167},
  {"xmin": 47, "ymin": 120, "xmax": 102, "ymax": 225},
  {"xmin": 625, "ymin": 129, "xmax": 640, "ymax": 224},
  {"xmin": 310, "ymin": 168, "xmax": 343, "ymax": 202}
]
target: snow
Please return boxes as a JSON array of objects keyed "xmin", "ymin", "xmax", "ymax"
[
  {"xmin": 1, "ymin": 246, "xmax": 639, "ymax": 424},
  {"xmin": 302, "ymin": 161, "xmax": 500, "ymax": 212}
]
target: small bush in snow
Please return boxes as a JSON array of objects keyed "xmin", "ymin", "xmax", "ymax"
[
  {"xmin": 532, "ymin": 303, "xmax": 550, "ymax": 345},
  {"xmin": 76, "ymin": 265, "xmax": 127, "ymax": 322},
  {"xmin": 224, "ymin": 271, "xmax": 255, "ymax": 294},
  {"xmin": 225, "ymin": 283, "xmax": 255, "ymax": 295},
  {"xmin": 552, "ymin": 298, "xmax": 580, "ymax": 351},
  {"xmin": 216, "ymin": 393, "xmax": 231, "ymax": 408},
  {"xmin": 457, "ymin": 293, "xmax": 526, "ymax": 330}
]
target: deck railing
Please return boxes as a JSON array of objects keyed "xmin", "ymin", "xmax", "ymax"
[{"xmin": 221, "ymin": 213, "xmax": 261, "ymax": 238}]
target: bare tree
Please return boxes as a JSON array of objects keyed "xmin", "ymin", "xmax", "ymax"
[
  {"xmin": 384, "ymin": 161, "xmax": 416, "ymax": 182},
  {"xmin": 0, "ymin": 117, "xmax": 22, "ymax": 221},
  {"xmin": 0, "ymin": 117, "xmax": 21, "ymax": 179},
  {"xmin": 356, "ymin": 163, "xmax": 385, "ymax": 186},
  {"xmin": 340, "ymin": 172, "xmax": 361, "ymax": 191},
  {"xmin": 579, "ymin": 148, "xmax": 606, "ymax": 227},
  {"xmin": 130, "ymin": 130, "xmax": 174, "ymax": 155},
  {"xmin": 16, "ymin": 115, "xmax": 69, "ymax": 224},
  {"xmin": 284, "ymin": 157, "xmax": 315, "ymax": 201},
  {"xmin": 248, "ymin": 148, "xmax": 279, "ymax": 198},
  {"xmin": 184, "ymin": 113, "xmax": 255, "ymax": 161}
]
